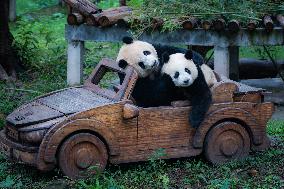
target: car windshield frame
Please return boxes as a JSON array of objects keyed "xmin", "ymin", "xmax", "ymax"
[{"xmin": 84, "ymin": 58, "xmax": 138, "ymax": 101}]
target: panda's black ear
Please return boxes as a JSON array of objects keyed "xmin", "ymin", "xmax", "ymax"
[
  {"xmin": 118, "ymin": 59, "xmax": 128, "ymax": 69},
  {"xmin": 185, "ymin": 50, "xmax": 193, "ymax": 60},
  {"xmin": 122, "ymin": 36, "xmax": 133, "ymax": 44},
  {"xmin": 162, "ymin": 52, "xmax": 170, "ymax": 63}
]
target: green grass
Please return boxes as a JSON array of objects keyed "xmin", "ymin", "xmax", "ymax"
[
  {"xmin": 16, "ymin": 0, "xmax": 59, "ymax": 15},
  {"xmin": 0, "ymin": 1, "xmax": 284, "ymax": 188}
]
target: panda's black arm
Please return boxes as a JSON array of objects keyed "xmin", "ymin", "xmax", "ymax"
[
  {"xmin": 132, "ymin": 75, "xmax": 176, "ymax": 107},
  {"xmin": 187, "ymin": 67, "xmax": 212, "ymax": 128}
]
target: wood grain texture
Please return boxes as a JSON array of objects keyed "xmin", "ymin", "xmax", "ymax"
[
  {"xmin": 182, "ymin": 17, "xmax": 198, "ymax": 30},
  {"xmin": 204, "ymin": 121, "xmax": 250, "ymax": 164},
  {"xmin": 202, "ymin": 20, "xmax": 212, "ymax": 30},
  {"xmin": 63, "ymin": 0, "xmax": 100, "ymax": 16},
  {"xmin": 67, "ymin": 13, "xmax": 84, "ymax": 25},
  {"xmin": 86, "ymin": 6, "xmax": 131, "ymax": 26},
  {"xmin": 263, "ymin": 15, "xmax": 274, "ymax": 32},
  {"xmin": 58, "ymin": 133, "xmax": 108, "ymax": 179},
  {"xmin": 228, "ymin": 19, "xmax": 240, "ymax": 32}
]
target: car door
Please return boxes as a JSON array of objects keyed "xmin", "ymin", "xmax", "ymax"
[{"xmin": 137, "ymin": 105, "xmax": 199, "ymax": 160}]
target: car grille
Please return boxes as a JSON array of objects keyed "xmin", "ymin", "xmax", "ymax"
[{"xmin": 6, "ymin": 125, "xmax": 19, "ymax": 141}]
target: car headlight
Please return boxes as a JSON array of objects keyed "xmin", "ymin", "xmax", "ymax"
[
  {"xmin": 19, "ymin": 130, "xmax": 46, "ymax": 144},
  {"xmin": 17, "ymin": 117, "xmax": 65, "ymax": 144}
]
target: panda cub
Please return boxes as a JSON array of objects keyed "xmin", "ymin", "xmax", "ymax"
[
  {"xmin": 161, "ymin": 50, "xmax": 217, "ymax": 128},
  {"xmin": 117, "ymin": 36, "xmax": 204, "ymax": 107}
]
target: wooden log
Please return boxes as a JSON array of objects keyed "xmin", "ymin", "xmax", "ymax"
[
  {"xmin": 247, "ymin": 20, "xmax": 258, "ymax": 31},
  {"xmin": 263, "ymin": 15, "xmax": 274, "ymax": 32},
  {"xmin": 67, "ymin": 13, "xmax": 84, "ymax": 25},
  {"xmin": 213, "ymin": 18, "xmax": 226, "ymax": 31},
  {"xmin": 207, "ymin": 58, "xmax": 284, "ymax": 79},
  {"xmin": 202, "ymin": 20, "xmax": 212, "ymax": 30},
  {"xmin": 86, "ymin": 6, "xmax": 132, "ymax": 26},
  {"xmin": 182, "ymin": 17, "xmax": 198, "ymax": 30},
  {"xmin": 117, "ymin": 17, "xmax": 130, "ymax": 28},
  {"xmin": 63, "ymin": 0, "xmax": 100, "ymax": 16},
  {"xmin": 228, "ymin": 19, "xmax": 240, "ymax": 32},
  {"xmin": 151, "ymin": 17, "xmax": 164, "ymax": 30},
  {"xmin": 276, "ymin": 14, "xmax": 284, "ymax": 28},
  {"xmin": 98, "ymin": 11, "xmax": 132, "ymax": 27},
  {"xmin": 86, "ymin": 13, "xmax": 100, "ymax": 26}
]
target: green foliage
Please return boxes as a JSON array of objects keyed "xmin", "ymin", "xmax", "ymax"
[
  {"xmin": 97, "ymin": 0, "xmax": 119, "ymax": 9},
  {"xmin": 128, "ymin": 0, "xmax": 284, "ymax": 37},
  {"xmin": 267, "ymin": 119, "xmax": 284, "ymax": 137},
  {"xmin": 17, "ymin": 0, "xmax": 59, "ymax": 15},
  {"xmin": 0, "ymin": 176, "xmax": 23, "ymax": 189}
]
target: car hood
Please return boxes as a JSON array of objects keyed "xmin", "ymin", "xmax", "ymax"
[{"xmin": 6, "ymin": 87, "xmax": 112, "ymax": 127}]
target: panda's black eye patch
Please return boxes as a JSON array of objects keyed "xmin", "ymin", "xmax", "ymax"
[
  {"xmin": 138, "ymin": 62, "xmax": 146, "ymax": 69},
  {"xmin": 143, "ymin": 51, "xmax": 151, "ymax": 56},
  {"xmin": 185, "ymin": 68, "xmax": 191, "ymax": 74},
  {"xmin": 174, "ymin": 72, "xmax": 179, "ymax": 79}
]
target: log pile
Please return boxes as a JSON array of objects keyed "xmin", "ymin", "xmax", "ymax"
[{"xmin": 63, "ymin": 0, "xmax": 284, "ymax": 33}]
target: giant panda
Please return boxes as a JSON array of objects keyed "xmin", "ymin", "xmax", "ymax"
[
  {"xmin": 116, "ymin": 36, "xmax": 204, "ymax": 107},
  {"xmin": 161, "ymin": 50, "xmax": 217, "ymax": 128}
]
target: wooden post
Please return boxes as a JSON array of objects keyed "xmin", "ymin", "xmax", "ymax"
[
  {"xmin": 214, "ymin": 46, "xmax": 229, "ymax": 77},
  {"xmin": 67, "ymin": 41, "xmax": 84, "ymax": 86},
  {"xmin": 9, "ymin": 0, "xmax": 16, "ymax": 22},
  {"xmin": 229, "ymin": 46, "xmax": 239, "ymax": 81}
]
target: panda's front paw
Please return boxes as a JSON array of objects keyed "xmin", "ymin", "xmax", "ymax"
[{"xmin": 189, "ymin": 117, "xmax": 201, "ymax": 129}]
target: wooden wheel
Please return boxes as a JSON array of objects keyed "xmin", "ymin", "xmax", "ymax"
[
  {"xmin": 204, "ymin": 122, "xmax": 250, "ymax": 164},
  {"xmin": 58, "ymin": 133, "xmax": 108, "ymax": 179}
]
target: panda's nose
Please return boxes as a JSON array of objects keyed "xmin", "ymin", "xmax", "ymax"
[{"xmin": 184, "ymin": 80, "xmax": 189, "ymax": 84}]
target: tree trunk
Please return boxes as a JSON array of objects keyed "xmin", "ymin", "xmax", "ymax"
[{"xmin": 0, "ymin": 0, "xmax": 21, "ymax": 80}]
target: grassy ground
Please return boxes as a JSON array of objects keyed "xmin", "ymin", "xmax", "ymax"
[{"xmin": 0, "ymin": 1, "xmax": 284, "ymax": 188}]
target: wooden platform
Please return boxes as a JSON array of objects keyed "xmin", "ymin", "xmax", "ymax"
[{"xmin": 65, "ymin": 24, "xmax": 284, "ymax": 85}]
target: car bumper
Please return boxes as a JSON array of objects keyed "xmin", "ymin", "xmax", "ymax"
[{"xmin": 0, "ymin": 130, "xmax": 38, "ymax": 166}]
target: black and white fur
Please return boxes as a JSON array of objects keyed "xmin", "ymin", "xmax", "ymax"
[
  {"xmin": 161, "ymin": 51, "xmax": 215, "ymax": 128},
  {"xmin": 117, "ymin": 36, "xmax": 205, "ymax": 107}
]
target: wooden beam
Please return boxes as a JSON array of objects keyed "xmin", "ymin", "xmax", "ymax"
[{"xmin": 65, "ymin": 25, "xmax": 284, "ymax": 47}]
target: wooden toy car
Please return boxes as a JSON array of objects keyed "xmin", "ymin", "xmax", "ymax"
[{"xmin": 0, "ymin": 58, "xmax": 274, "ymax": 179}]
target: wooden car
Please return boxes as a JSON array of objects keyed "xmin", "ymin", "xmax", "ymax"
[{"xmin": 0, "ymin": 58, "xmax": 274, "ymax": 179}]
